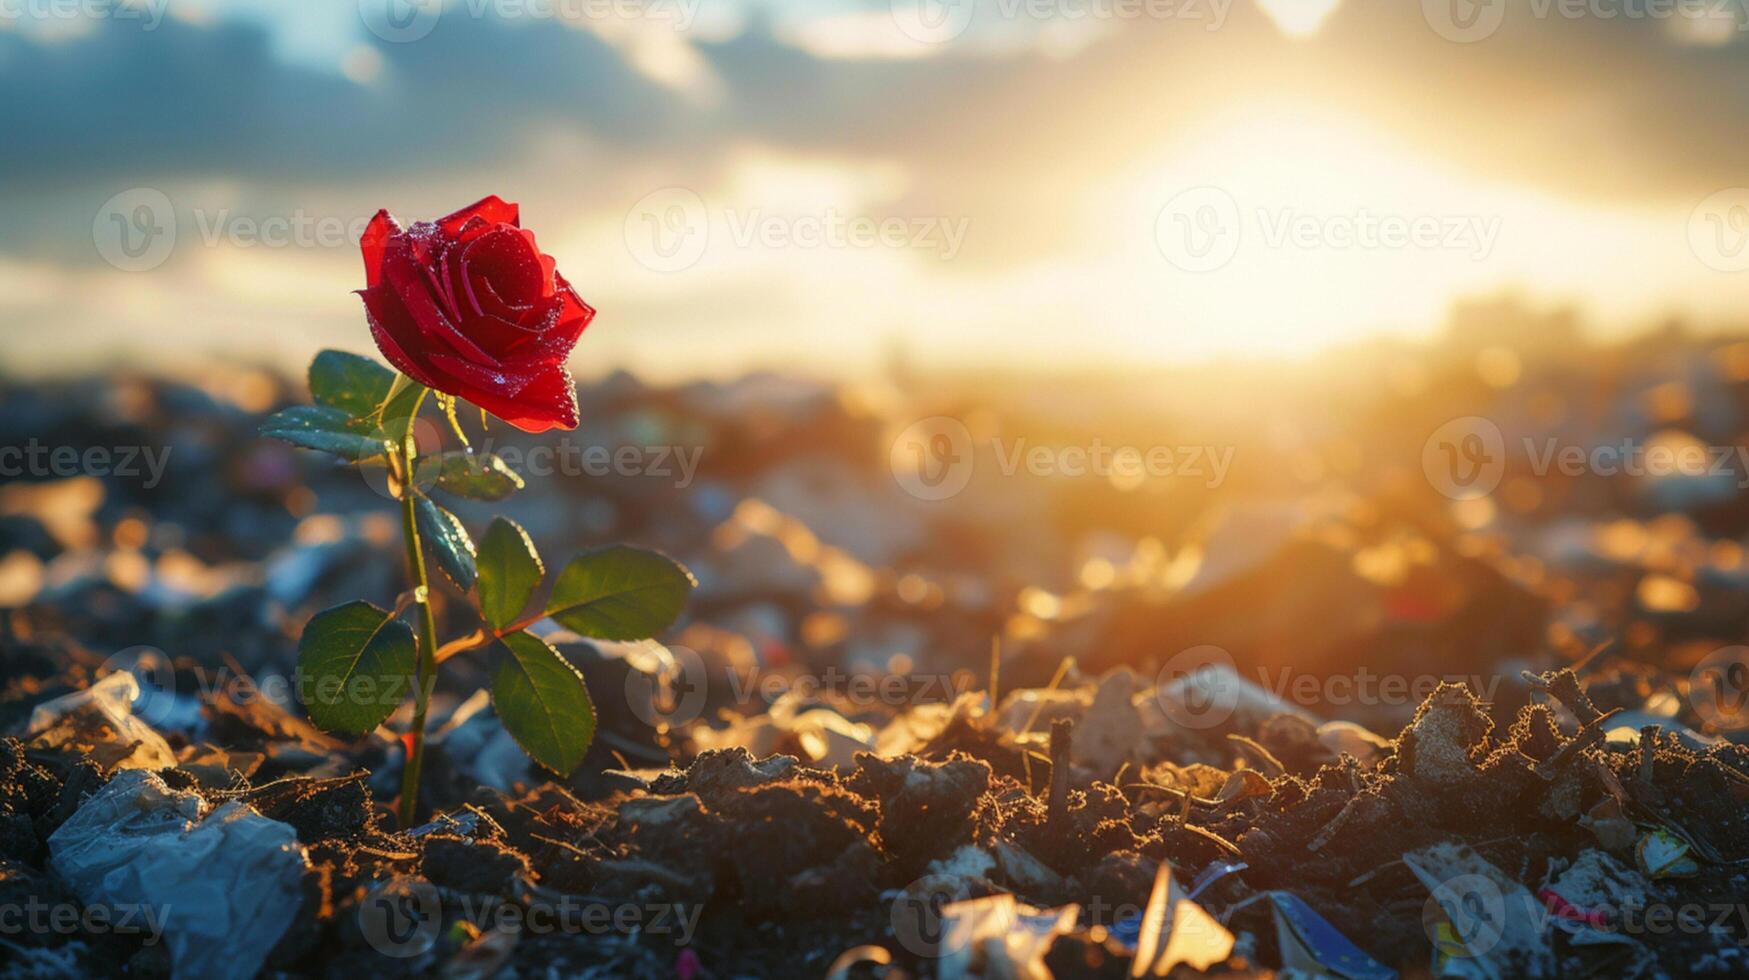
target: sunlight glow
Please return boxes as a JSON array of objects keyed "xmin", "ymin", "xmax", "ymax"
[{"xmin": 1254, "ymin": 0, "xmax": 1342, "ymax": 37}]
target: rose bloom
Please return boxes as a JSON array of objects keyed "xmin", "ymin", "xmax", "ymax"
[{"xmin": 358, "ymin": 196, "xmax": 594, "ymax": 432}]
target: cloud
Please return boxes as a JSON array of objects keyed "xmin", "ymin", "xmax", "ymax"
[
  {"xmin": 0, "ymin": 14, "xmax": 675, "ymax": 184},
  {"xmin": 6, "ymin": 1, "xmax": 1749, "ymax": 292}
]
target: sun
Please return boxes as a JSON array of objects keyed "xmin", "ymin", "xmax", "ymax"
[{"xmin": 1254, "ymin": 0, "xmax": 1344, "ymax": 38}]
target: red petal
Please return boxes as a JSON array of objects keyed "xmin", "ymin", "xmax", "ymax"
[
  {"xmin": 427, "ymin": 352, "xmax": 539, "ymax": 398},
  {"xmin": 438, "ymin": 195, "xmax": 519, "ymax": 236},
  {"xmin": 460, "ymin": 364, "xmax": 580, "ymax": 433},
  {"xmin": 383, "ymin": 242, "xmax": 498, "ymax": 367},
  {"xmin": 360, "ymin": 210, "xmax": 401, "ymax": 290},
  {"xmin": 465, "ymin": 269, "xmax": 534, "ymax": 323},
  {"xmin": 361, "ymin": 289, "xmax": 447, "ymax": 394},
  {"xmin": 537, "ymin": 250, "xmax": 558, "ymax": 298},
  {"xmin": 462, "ymin": 227, "xmax": 546, "ymax": 312},
  {"xmin": 554, "ymin": 274, "xmax": 596, "ymax": 339},
  {"xmin": 467, "ymin": 311, "xmax": 546, "ymax": 358}
]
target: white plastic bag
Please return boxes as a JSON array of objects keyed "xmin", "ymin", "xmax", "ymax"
[{"xmin": 48, "ymin": 769, "xmax": 308, "ymax": 980}]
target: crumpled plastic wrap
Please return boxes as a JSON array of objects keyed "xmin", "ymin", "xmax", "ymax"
[
  {"xmin": 937, "ymin": 893, "xmax": 1079, "ymax": 980},
  {"xmin": 47, "ymin": 769, "xmax": 308, "ymax": 980},
  {"xmin": 25, "ymin": 671, "xmax": 177, "ymax": 770},
  {"xmin": 1405, "ymin": 841, "xmax": 1554, "ymax": 979}
]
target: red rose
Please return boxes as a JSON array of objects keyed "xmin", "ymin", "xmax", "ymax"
[{"xmin": 358, "ymin": 196, "xmax": 595, "ymax": 433}]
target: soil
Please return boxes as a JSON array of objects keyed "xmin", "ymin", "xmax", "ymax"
[{"xmin": 4, "ymin": 640, "xmax": 1747, "ymax": 978}]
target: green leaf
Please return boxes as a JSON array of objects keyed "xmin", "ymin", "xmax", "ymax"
[
  {"xmin": 296, "ymin": 600, "xmax": 417, "ymax": 734},
  {"xmin": 260, "ymin": 405, "xmax": 389, "ymax": 461},
  {"xmin": 415, "ymin": 496, "xmax": 476, "ymax": 590},
  {"xmin": 434, "ymin": 451, "xmax": 525, "ymax": 501},
  {"xmin": 492, "ymin": 631, "xmax": 595, "ymax": 775},
  {"xmin": 309, "ymin": 350, "xmax": 395, "ymax": 419},
  {"xmin": 477, "ymin": 518, "xmax": 543, "ymax": 631},
  {"xmin": 545, "ymin": 546, "xmax": 695, "ymax": 641}
]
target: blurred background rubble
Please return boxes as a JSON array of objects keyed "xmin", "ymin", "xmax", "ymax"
[
  {"xmin": 9, "ymin": 301, "xmax": 1749, "ymax": 978},
  {"xmin": 6, "ymin": 300, "xmax": 1749, "ymax": 787}
]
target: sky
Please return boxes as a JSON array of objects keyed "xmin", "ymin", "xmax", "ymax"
[{"xmin": 5, "ymin": 0, "xmax": 1749, "ymax": 380}]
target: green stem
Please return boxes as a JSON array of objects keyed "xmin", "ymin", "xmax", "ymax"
[{"xmin": 392, "ymin": 388, "xmax": 436, "ymax": 829}]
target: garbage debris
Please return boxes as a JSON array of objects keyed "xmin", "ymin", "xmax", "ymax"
[
  {"xmin": 1253, "ymin": 890, "xmax": 1395, "ymax": 980},
  {"xmin": 1404, "ymin": 841, "xmax": 1554, "ymax": 979},
  {"xmin": 1538, "ymin": 849, "xmax": 1656, "ymax": 976},
  {"xmin": 47, "ymin": 769, "xmax": 307, "ymax": 980},
  {"xmin": 1635, "ymin": 827, "xmax": 1700, "ymax": 879},
  {"xmin": 937, "ymin": 894, "xmax": 1078, "ymax": 980},
  {"xmin": 1128, "ymin": 863, "xmax": 1235, "ymax": 976},
  {"xmin": 4, "ymin": 350, "xmax": 1749, "ymax": 976},
  {"xmin": 24, "ymin": 672, "xmax": 176, "ymax": 771}
]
